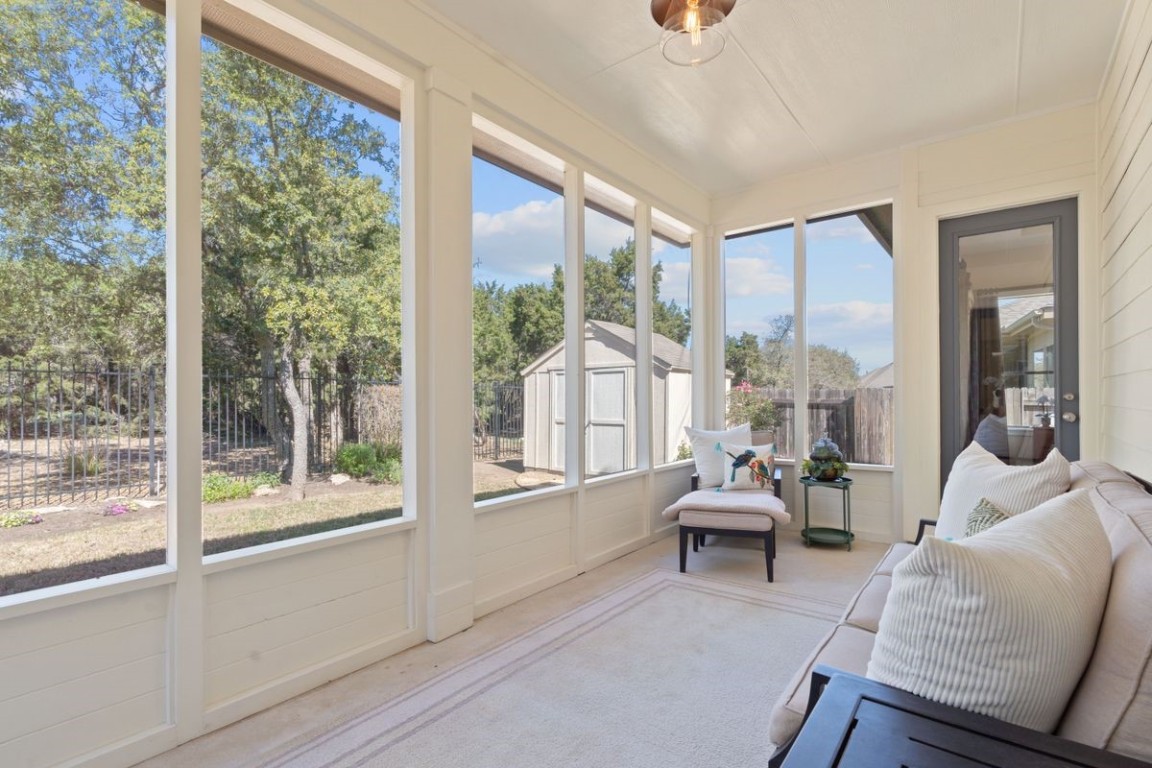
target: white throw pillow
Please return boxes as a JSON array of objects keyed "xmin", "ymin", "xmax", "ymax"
[
  {"xmin": 866, "ymin": 489, "xmax": 1111, "ymax": 732},
  {"xmin": 719, "ymin": 442, "xmax": 776, "ymax": 491},
  {"xmin": 685, "ymin": 424, "xmax": 751, "ymax": 488},
  {"xmin": 936, "ymin": 440, "xmax": 1070, "ymax": 540}
]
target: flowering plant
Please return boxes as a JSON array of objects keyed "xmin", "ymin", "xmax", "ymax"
[
  {"xmin": 726, "ymin": 381, "xmax": 777, "ymax": 431},
  {"xmin": 103, "ymin": 499, "xmax": 139, "ymax": 517}
]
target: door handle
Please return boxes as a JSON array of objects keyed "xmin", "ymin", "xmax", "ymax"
[{"xmin": 1061, "ymin": 411, "xmax": 1078, "ymax": 423}]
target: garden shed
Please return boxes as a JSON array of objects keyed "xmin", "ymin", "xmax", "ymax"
[{"xmin": 521, "ymin": 320, "xmax": 697, "ymax": 475}]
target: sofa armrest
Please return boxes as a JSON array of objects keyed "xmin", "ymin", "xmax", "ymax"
[
  {"xmin": 914, "ymin": 518, "xmax": 936, "ymax": 544},
  {"xmin": 768, "ymin": 664, "xmax": 837, "ymax": 768}
]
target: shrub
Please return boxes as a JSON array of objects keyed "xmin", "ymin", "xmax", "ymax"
[
  {"xmin": 249, "ymin": 471, "xmax": 281, "ymax": 488},
  {"xmin": 676, "ymin": 441, "xmax": 693, "ymax": 461},
  {"xmin": 63, "ymin": 442, "xmax": 104, "ymax": 477},
  {"xmin": 335, "ymin": 441, "xmax": 403, "ymax": 483},
  {"xmin": 202, "ymin": 472, "xmax": 256, "ymax": 503},
  {"xmin": 335, "ymin": 443, "xmax": 379, "ymax": 479},
  {"xmin": 726, "ymin": 381, "xmax": 777, "ymax": 431}
]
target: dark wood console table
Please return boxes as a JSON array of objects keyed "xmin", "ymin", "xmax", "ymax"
[{"xmin": 779, "ymin": 666, "xmax": 1152, "ymax": 767}]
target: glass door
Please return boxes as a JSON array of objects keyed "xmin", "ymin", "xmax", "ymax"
[{"xmin": 939, "ymin": 199, "xmax": 1078, "ymax": 483}]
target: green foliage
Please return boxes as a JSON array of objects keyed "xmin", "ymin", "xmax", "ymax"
[
  {"xmin": 202, "ymin": 472, "xmax": 256, "ymax": 504},
  {"xmin": 335, "ymin": 441, "xmax": 402, "ymax": 484},
  {"xmin": 250, "ymin": 471, "xmax": 281, "ymax": 488},
  {"xmin": 726, "ymin": 381, "xmax": 778, "ymax": 430},
  {"xmin": 675, "ymin": 441, "xmax": 693, "ymax": 461},
  {"xmin": 801, "ymin": 438, "xmax": 849, "ymax": 479},
  {"xmin": 725, "ymin": 314, "xmax": 861, "ymax": 389},
  {"xmin": 0, "ymin": 510, "xmax": 43, "ymax": 527},
  {"xmin": 63, "ymin": 442, "xmax": 104, "ymax": 476},
  {"xmin": 335, "ymin": 443, "xmax": 379, "ymax": 478}
]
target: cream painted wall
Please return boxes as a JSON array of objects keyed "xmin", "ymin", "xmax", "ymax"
[
  {"xmin": 1099, "ymin": 0, "xmax": 1152, "ymax": 479},
  {"xmin": 713, "ymin": 104, "xmax": 1100, "ymax": 542}
]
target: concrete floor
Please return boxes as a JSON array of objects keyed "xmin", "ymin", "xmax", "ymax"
[{"xmin": 134, "ymin": 530, "xmax": 889, "ymax": 767}]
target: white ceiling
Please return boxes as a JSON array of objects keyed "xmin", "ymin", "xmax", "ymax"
[{"xmin": 412, "ymin": 0, "xmax": 1127, "ymax": 197}]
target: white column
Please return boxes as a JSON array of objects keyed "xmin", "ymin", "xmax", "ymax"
[
  {"xmin": 693, "ymin": 227, "xmax": 724, "ymax": 428},
  {"xmin": 166, "ymin": 0, "xmax": 204, "ymax": 741},
  {"xmin": 564, "ymin": 166, "xmax": 586, "ymax": 569},
  {"xmin": 634, "ymin": 204, "xmax": 653, "ymax": 472},
  {"xmin": 793, "ymin": 217, "xmax": 809, "ymax": 481},
  {"xmin": 419, "ymin": 68, "xmax": 475, "ymax": 642}
]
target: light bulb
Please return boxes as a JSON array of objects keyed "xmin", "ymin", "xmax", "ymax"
[{"xmin": 686, "ymin": 0, "xmax": 701, "ymax": 47}]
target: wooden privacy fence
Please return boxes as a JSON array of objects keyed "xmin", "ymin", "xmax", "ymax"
[{"xmin": 741, "ymin": 387, "xmax": 894, "ymax": 466}]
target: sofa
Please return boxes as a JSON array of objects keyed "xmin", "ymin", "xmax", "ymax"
[{"xmin": 767, "ymin": 460, "xmax": 1152, "ymax": 764}]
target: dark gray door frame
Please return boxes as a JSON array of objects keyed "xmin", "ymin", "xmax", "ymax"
[{"xmin": 938, "ymin": 197, "xmax": 1079, "ymax": 485}]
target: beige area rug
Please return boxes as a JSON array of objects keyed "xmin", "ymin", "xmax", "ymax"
[{"xmin": 261, "ymin": 569, "xmax": 841, "ymax": 768}]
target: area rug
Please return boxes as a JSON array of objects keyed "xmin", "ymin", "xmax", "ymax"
[{"xmin": 262, "ymin": 569, "xmax": 841, "ymax": 768}]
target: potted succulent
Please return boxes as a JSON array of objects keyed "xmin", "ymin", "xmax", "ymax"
[{"xmin": 802, "ymin": 437, "xmax": 848, "ymax": 481}]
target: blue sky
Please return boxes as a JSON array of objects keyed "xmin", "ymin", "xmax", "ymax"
[{"xmin": 469, "ymin": 156, "xmax": 891, "ymax": 374}]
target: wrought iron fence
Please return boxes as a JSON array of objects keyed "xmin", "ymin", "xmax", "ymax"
[
  {"xmin": 473, "ymin": 381, "xmax": 524, "ymax": 462},
  {"xmin": 0, "ymin": 365, "xmax": 403, "ymax": 509}
]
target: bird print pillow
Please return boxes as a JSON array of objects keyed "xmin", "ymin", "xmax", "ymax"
[{"xmin": 719, "ymin": 442, "xmax": 776, "ymax": 491}]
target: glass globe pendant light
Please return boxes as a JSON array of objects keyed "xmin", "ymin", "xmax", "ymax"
[{"xmin": 652, "ymin": 0, "xmax": 736, "ymax": 67}]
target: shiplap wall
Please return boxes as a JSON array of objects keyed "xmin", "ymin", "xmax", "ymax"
[
  {"xmin": 0, "ymin": 586, "xmax": 169, "ymax": 767},
  {"xmin": 203, "ymin": 534, "xmax": 413, "ymax": 714},
  {"xmin": 1099, "ymin": 0, "xmax": 1152, "ymax": 479},
  {"xmin": 474, "ymin": 493, "xmax": 576, "ymax": 617}
]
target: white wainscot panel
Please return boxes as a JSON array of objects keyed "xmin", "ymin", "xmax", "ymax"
[
  {"xmin": 795, "ymin": 468, "xmax": 895, "ymax": 543},
  {"xmin": 0, "ymin": 586, "xmax": 169, "ymax": 768},
  {"xmin": 650, "ymin": 463, "xmax": 696, "ymax": 535},
  {"xmin": 204, "ymin": 532, "xmax": 412, "ymax": 709},
  {"xmin": 584, "ymin": 475, "xmax": 647, "ymax": 564},
  {"xmin": 475, "ymin": 494, "xmax": 573, "ymax": 616}
]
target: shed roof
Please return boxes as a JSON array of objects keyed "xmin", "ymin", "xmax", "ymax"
[{"xmin": 520, "ymin": 320, "xmax": 692, "ymax": 377}]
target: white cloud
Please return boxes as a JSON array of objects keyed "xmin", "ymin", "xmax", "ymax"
[
  {"xmin": 807, "ymin": 218, "xmax": 877, "ymax": 244},
  {"xmin": 807, "ymin": 301, "xmax": 894, "ymax": 370},
  {"xmin": 472, "ymin": 198, "xmax": 565, "ymax": 284},
  {"xmin": 658, "ymin": 261, "xmax": 691, "ymax": 305},
  {"xmin": 856, "ymin": 263, "xmax": 875, "ymax": 270},
  {"xmin": 724, "ymin": 257, "xmax": 792, "ymax": 297}
]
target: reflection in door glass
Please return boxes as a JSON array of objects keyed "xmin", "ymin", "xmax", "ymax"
[{"xmin": 958, "ymin": 225, "xmax": 1055, "ymax": 466}]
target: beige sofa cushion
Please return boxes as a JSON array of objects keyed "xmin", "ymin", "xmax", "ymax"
[
  {"xmin": 873, "ymin": 541, "xmax": 916, "ymax": 575},
  {"xmin": 767, "ymin": 623, "xmax": 875, "ymax": 745},
  {"xmin": 1070, "ymin": 460, "xmax": 1141, "ymax": 491},
  {"xmin": 867, "ymin": 490, "xmax": 1112, "ymax": 732},
  {"xmin": 1057, "ymin": 481, "xmax": 1152, "ymax": 762},
  {"xmin": 841, "ymin": 574, "xmax": 890, "ymax": 633}
]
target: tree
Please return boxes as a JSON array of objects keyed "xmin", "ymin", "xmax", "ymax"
[
  {"xmin": 0, "ymin": 0, "xmax": 166, "ymax": 367},
  {"xmin": 1, "ymin": 3, "xmax": 403, "ymax": 499},
  {"xmin": 200, "ymin": 41, "xmax": 400, "ymax": 498},
  {"xmin": 725, "ymin": 313, "xmax": 860, "ymax": 389}
]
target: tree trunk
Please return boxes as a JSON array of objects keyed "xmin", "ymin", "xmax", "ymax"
[
  {"xmin": 277, "ymin": 347, "xmax": 309, "ymax": 501},
  {"xmin": 260, "ymin": 345, "xmax": 290, "ymax": 480}
]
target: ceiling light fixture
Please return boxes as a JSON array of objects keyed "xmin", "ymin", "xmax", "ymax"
[{"xmin": 651, "ymin": 0, "xmax": 737, "ymax": 67}]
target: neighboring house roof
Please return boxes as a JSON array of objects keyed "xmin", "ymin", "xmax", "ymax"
[
  {"xmin": 858, "ymin": 362, "xmax": 894, "ymax": 389},
  {"xmin": 519, "ymin": 320, "xmax": 692, "ymax": 377},
  {"xmin": 998, "ymin": 295, "xmax": 1054, "ymax": 333}
]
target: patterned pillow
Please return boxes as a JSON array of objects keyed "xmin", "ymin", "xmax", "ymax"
[
  {"xmin": 867, "ymin": 490, "xmax": 1111, "ymax": 732},
  {"xmin": 684, "ymin": 424, "xmax": 752, "ymax": 488},
  {"xmin": 966, "ymin": 497, "xmax": 1010, "ymax": 537},
  {"xmin": 719, "ymin": 442, "xmax": 776, "ymax": 491}
]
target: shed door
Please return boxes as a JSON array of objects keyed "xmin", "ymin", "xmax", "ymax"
[{"xmin": 587, "ymin": 368, "xmax": 627, "ymax": 475}]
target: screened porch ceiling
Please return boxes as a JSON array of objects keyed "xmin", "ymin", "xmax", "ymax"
[{"xmin": 412, "ymin": 0, "xmax": 1128, "ymax": 197}]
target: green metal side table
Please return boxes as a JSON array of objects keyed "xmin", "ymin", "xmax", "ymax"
[{"xmin": 800, "ymin": 476, "xmax": 854, "ymax": 551}]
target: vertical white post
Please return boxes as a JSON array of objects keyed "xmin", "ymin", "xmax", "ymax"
[
  {"xmin": 166, "ymin": 0, "xmax": 204, "ymax": 740},
  {"xmin": 564, "ymin": 166, "xmax": 586, "ymax": 569},
  {"xmin": 694, "ymin": 227, "xmax": 724, "ymax": 428},
  {"xmin": 634, "ymin": 204, "xmax": 653, "ymax": 473},
  {"xmin": 793, "ymin": 218, "xmax": 808, "ymax": 482},
  {"xmin": 420, "ymin": 69, "xmax": 475, "ymax": 642}
]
